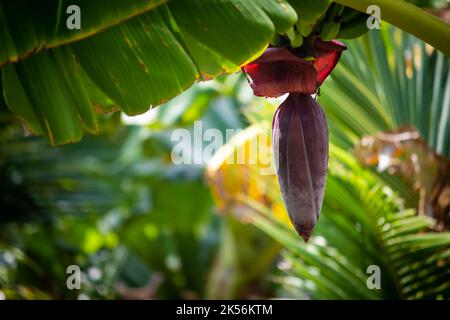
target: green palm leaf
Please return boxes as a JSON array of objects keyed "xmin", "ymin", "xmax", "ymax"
[
  {"xmin": 245, "ymin": 144, "xmax": 450, "ymax": 299},
  {"xmin": 320, "ymin": 25, "xmax": 450, "ymax": 158}
]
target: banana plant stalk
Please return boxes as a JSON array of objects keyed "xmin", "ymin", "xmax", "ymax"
[
  {"xmin": 333, "ymin": 0, "xmax": 450, "ymax": 57},
  {"xmin": 243, "ymin": 39, "xmax": 346, "ymax": 242}
]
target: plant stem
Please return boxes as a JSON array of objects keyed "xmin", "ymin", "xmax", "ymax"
[{"xmin": 333, "ymin": 0, "xmax": 450, "ymax": 57}]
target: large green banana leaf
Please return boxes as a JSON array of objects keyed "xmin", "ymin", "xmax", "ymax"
[
  {"xmin": 1, "ymin": 0, "xmax": 448, "ymax": 145},
  {"xmin": 0, "ymin": 0, "xmax": 167, "ymax": 66},
  {"xmin": 0, "ymin": 0, "xmax": 298, "ymax": 145}
]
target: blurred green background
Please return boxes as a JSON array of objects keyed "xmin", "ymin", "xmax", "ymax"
[{"xmin": 1, "ymin": 22, "xmax": 450, "ymax": 299}]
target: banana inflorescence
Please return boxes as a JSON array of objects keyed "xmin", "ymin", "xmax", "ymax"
[
  {"xmin": 319, "ymin": 3, "xmax": 345, "ymax": 41},
  {"xmin": 244, "ymin": 0, "xmax": 361, "ymax": 241},
  {"xmin": 243, "ymin": 39, "xmax": 346, "ymax": 241},
  {"xmin": 336, "ymin": 10, "xmax": 371, "ymax": 40}
]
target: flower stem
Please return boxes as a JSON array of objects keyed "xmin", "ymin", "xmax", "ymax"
[{"xmin": 333, "ymin": 0, "xmax": 450, "ymax": 56}]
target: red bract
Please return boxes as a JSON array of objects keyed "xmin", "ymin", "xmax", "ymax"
[
  {"xmin": 243, "ymin": 47, "xmax": 318, "ymax": 97},
  {"xmin": 243, "ymin": 39, "xmax": 346, "ymax": 97},
  {"xmin": 314, "ymin": 39, "xmax": 347, "ymax": 85}
]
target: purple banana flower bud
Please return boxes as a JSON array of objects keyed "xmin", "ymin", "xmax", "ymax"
[
  {"xmin": 272, "ymin": 93, "xmax": 328, "ymax": 242},
  {"xmin": 243, "ymin": 39, "xmax": 345, "ymax": 241}
]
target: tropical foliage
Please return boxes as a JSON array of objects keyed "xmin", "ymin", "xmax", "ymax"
[
  {"xmin": 1, "ymin": 0, "xmax": 449, "ymax": 145},
  {"xmin": 320, "ymin": 26, "xmax": 450, "ymax": 158},
  {"xmin": 0, "ymin": 1, "xmax": 449, "ymax": 300},
  {"xmin": 207, "ymin": 126, "xmax": 450, "ymax": 299},
  {"xmin": 0, "ymin": 76, "xmax": 246, "ymax": 299},
  {"xmin": 205, "ymin": 23, "xmax": 450, "ymax": 299}
]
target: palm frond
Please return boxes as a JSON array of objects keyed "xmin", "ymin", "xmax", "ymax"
[
  {"xmin": 244, "ymin": 144, "xmax": 450, "ymax": 299},
  {"xmin": 206, "ymin": 122, "xmax": 450, "ymax": 299},
  {"xmin": 319, "ymin": 25, "xmax": 450, "ymax": 158}
]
